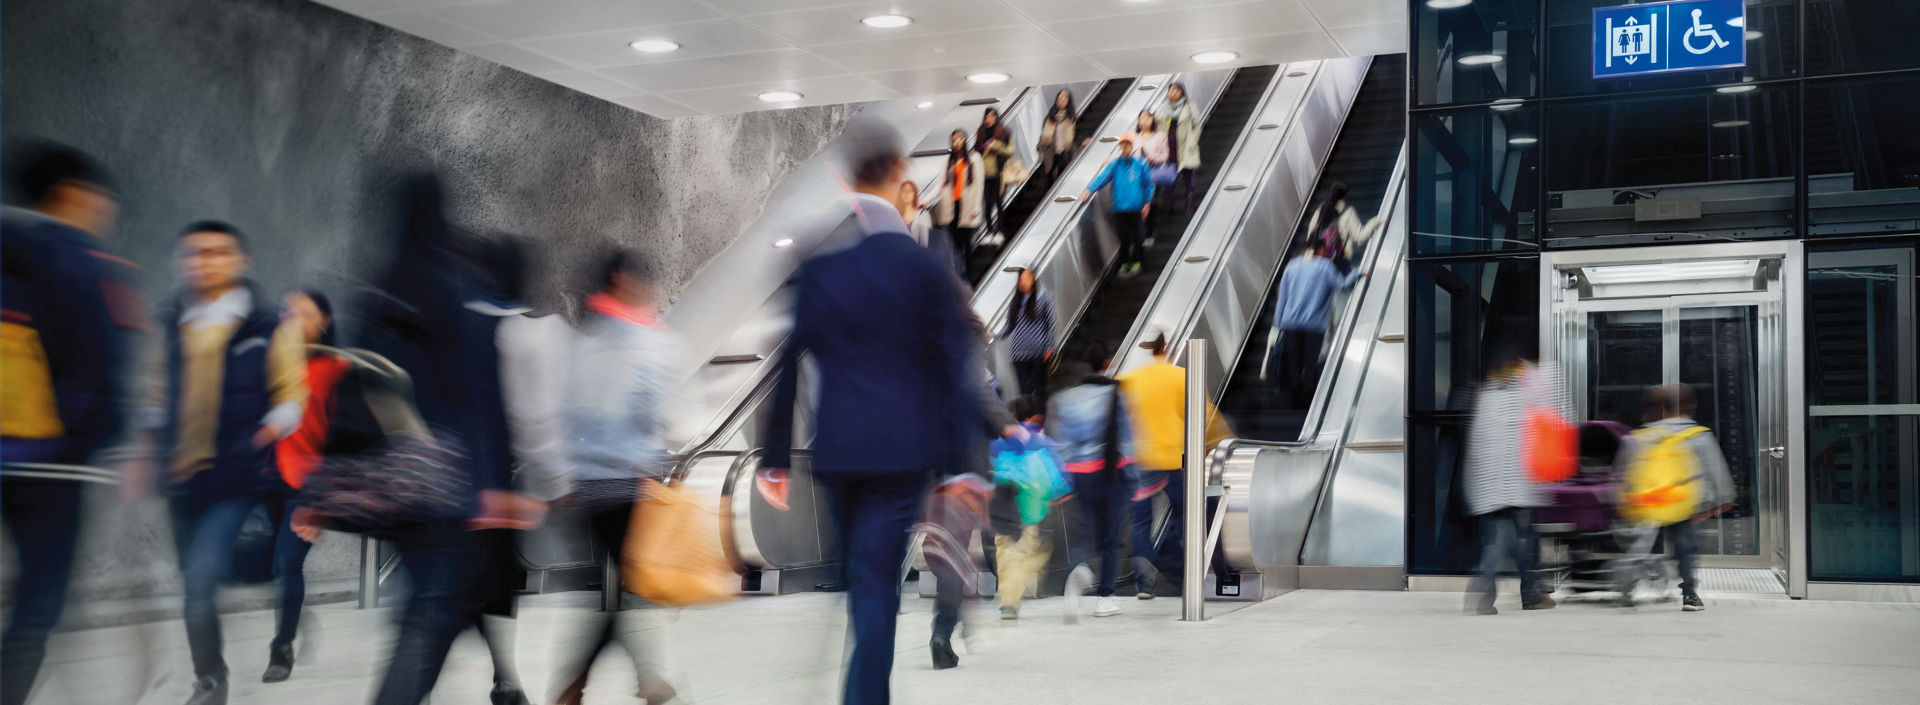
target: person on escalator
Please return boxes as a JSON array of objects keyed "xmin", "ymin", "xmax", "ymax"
[
  {"xmin": 896, "ymin": 179, "xmax": 933, "ymax": 248},
  {"xmin": 1050, "ymin": 341, "xmax": 1136, "ymax": 621},
  {"xmin": 1002, "ymin": 268, "xmax": 1056, "ymax": 403},
  {"xmin": 1155, "ymin": 82, "xmax": 1202, "ymax": 214},
  {"xmin": 1118, "ymin": 333, "xmax": 1232, "ymax": 598},
  {"xmin": 1039, "ymin": 89, "xmax": 1077, "ymax": 185},
  {"xmin": 934, "ymin": 129, "xmax": 985, "ymax": 279},
  {"xmin": 1304, "ymin": 182, "xmax": 1383, "ymax": 273},
  {"xmin": 1079, "ymin": 135, "xmax": 1154, "ymax": 276},
  {"xmin": 975, "ymin": 108, "xmax": 1016, "ymax": 237},
  {"xmin": 1123, "ymin": 110, "xmax": 1172, "ymax": 246},
  {"xmin": 1266, "ymin": 239, "xmax": 1365, "ymax": 409}
]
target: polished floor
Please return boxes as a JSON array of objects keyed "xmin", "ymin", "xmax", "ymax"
[{"xmin": 30, "ymin": 578, "xmax": 1920, "ymax": 705}]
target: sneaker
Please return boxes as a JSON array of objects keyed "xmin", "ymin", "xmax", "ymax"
[
  {"xmin": 1144, "ymin": 237, "xmax": 1157, "ymax": 248},
  {"xmin": 184, "ymin": 675, "xmax": 228, "ymax": 705},
  {"xmin": 1136, "ymin": 588, "xmax": 1156, "ymax": 600},
  {"xmin": 930, "ymin": 635, "xmax": 959, "ymax": 670},
  {"xmin": 262, "ymin": 642, "xmax": 294, "ymax": 683},
  {"xmin": 490, "ymin": 682, "xmax": 531, "ymax": 705},
  {"xmin": 1093, "ymin": 597, "xmax": 1121, "ymax": 617},
  {"xmin": 1682, "ymin": 594, "xmax": 1705, "ymax": 612},
  {"xmin": 1468, "ymin": 604, "xmax": 1498, "ymax": 616},
  {"xmin": 1522, "ymin": 595, "xmax": 1557, "ymax": 611},
  {"xmin": 1063, "ymin": 565, "xmax": 1092, "ymax": 624},
  {"xmin": 998, "ymin": 605, "xmax": 1019, "ymax": 621}
]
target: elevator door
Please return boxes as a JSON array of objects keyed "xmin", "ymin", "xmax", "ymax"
[{"xmin": 1552, "ymin": 249, "xmax": 1791, "ymax": 575}]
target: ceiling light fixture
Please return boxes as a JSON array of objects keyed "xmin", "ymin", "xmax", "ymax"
[
  {"xmin": 1716, "ymin": 84, "xmax": 1757, "ymax": 94},
  {"xmin": 758, "ymin": 90, "xmax": 803, "ymax": 103},
  {"xmin": 628, "ymin": 39, "xmax": 680, "ymax": 53},
  {"xmin": 1427, "ymin": 0, "xmax": 1474, "ymax": 9},
  {"xmin": 1745, "ymin": 30, "xmax": 1763, "ymax": 41},
  {"xmin": 1458, "ymin": 53, "xmax": 1504, "ymax": 66},
  {"xmin": 1508, "ymin": 136, "xmax": 1538, "ymax": 145},
  {"xmin": 1727, "ymin": 16, "xmax": 1745, "ymax": 28},
  {"xmin": 1191, "ymin": 51, "xmax": 1239, "ymax": 64},
  {"xmin": 1712, "ymin": 119, "xmax": 1750, "ymax": 128},
  {"xmin": 1583, "ymin": 259, "xmax": 1760, "ymax": 285},
  {"xmin": 917, "ymin": 101, "xmax": 934, "ymax": 109},
  {"xmin": 967, "ymin": 72, "xmax": 1011, "ymax": 84},
  {"xmin": 772, "ymin": 238, "xmax": 795, "ymax": 249},
  {"xmin": 1490, "ymin": 98, "xmax": 1524, "ymax": 110},
  {"xmin": 861, "ymin": 14, "xmax": 912, "ymax": 29}
]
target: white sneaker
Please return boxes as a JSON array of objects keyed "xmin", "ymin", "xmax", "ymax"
[
  {"xmin": 1064, "ymin": 565, "xmax": 1093, "ymax": 624},
  {"xmin": 1093, "ymin": 597, "xmax": 1121, "ymax": 617}
]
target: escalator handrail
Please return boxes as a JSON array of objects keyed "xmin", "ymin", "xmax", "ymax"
[{"xmin": 1112, "ymin": 59, "xmax": 1352, "ymax": 378}]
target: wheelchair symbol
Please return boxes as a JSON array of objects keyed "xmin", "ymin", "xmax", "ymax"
[{"xmin": 1682, "ymin": 8, "xmax": 1730, "ymax": 55}]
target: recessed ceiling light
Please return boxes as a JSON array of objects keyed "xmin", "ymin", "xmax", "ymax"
[
  {"xmin": 1712, "ymin": 119, "xmax": 1751, "ymax": 128},
  {"xmin": 772, "ymin": 238, "xmax": 795, "ymax": 249},
  {"xmin": 1745, "ymin": 30, "xmax": 1763, "ymax": 41},
  {"xmin": 1427, "ymin": 0, "xmax": 1473, "ymax": 8},
  {"xmin": 1727, "ymin": 16, "xmax": 1745, "ymax": 28},
  {"xmin": 758, "ymin": 90, "xmax": 803, "ymax": 103},
  {"xmin": 1490, "ymin": 98, "xmax": 1524, "ymax": 110},
  {"xmin": 1191, "ymin": 51, "xmax": 1239, "ymax": 64},
  {"xmin": 1286, "ymin": 70, "xmax": 1308, "ymax": 77},
  {"xmin": 861, "ymin": 14, "xmax": 912, "ymax": 29},
  {"xmin": 1458, "ymin": 53, "xmax": 1503, "ymax": 66},
  {"xmin": 967, "ymin": 72, "xmax": 1011, "ymax": 84},
  {"xmin": 1716, "ymin": 84, "xmax": 1757, "ymax": 94},
  {"xmin": 917, "ymin": 101, "xmax": 934, "ymax": 109},
  {"xmin": 628, "ymin": 39, "xmax": 680, "ymax": 53},
  {"xmin": 1508, "ymin": 136, "xmax": 1538, "ymax": 145}
]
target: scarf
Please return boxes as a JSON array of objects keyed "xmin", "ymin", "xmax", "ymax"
[{"xmin": 586, "ymin": 291, "xmax": 660, "ymax": 328}]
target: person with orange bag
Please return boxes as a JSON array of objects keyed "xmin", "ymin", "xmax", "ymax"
[{"xmin": 1463, "ymin": 338, "xmax": 1562, "ymax": 615}]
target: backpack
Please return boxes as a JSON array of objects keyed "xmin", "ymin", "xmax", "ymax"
[{"xmin": 1620, "ymin": 425, "xmax": 1707, "ymax": 526}]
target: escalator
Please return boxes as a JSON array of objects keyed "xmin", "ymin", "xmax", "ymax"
[
  {"xmin": 964, "ymin": 79, "xmax": 1133, "ymax": 282},
  {"xmin": 1218, "ymin": 55, "xmax": 1407, "ymax": 441},
  {"xmin": 1055, "ymin": 65, "xmax": 1279, "ymax": 371}
]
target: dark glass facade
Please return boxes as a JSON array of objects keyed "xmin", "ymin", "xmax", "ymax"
[{"xmin": 1408, "ymin": 1, "xmax": 1920, "ymax": 578}]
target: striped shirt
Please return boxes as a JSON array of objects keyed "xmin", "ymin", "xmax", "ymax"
[
  {"xmin": 1003, "ymin": 290, "xmax": 1055, "ymax": 362},
  {"xmin": 1464, "ymin": 362, "xmax": 1567, "ymax": 516}
]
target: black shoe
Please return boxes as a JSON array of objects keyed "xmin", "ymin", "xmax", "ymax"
[
  {"xmin": 930, "ymin": 635, "xmax": 959, "ymax": 670},
  {"xmin": 184, "ymin": 675, "xmax": 227, "ymax": 705},
  {"xmin": 491, "ymin": 681, "xmax": 531, "ymax": 705},
  {"xmin": 1682, "ymin": 593, "xmax": 1705, "ymax": 612},
  {"xmin": 262, "ymin": 642, "xmax": 294, "ymax": 683},
  {"xmin": 1522, "ymin": 595, "xmax": 1557, "ymax": 611}
]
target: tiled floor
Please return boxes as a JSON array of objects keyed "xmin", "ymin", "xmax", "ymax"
[{"xmin": 28, "ymin": 582, "xmax": 1920, "ymax": 705}]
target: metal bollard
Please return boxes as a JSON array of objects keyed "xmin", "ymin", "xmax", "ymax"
[
  {"xmin": 358, "ymin": 535, "xmax": 379, "ymax": 609},
  {"xmin": 1182, "ymin": 339, "xmax": 1207, "ymax": 622}
]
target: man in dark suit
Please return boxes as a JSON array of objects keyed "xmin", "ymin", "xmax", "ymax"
[{"xmin": 761, "ymin": 118, "xmax": 980, "ymax": 705}]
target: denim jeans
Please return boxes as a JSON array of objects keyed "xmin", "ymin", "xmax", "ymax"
[
  {"xmin": 2, "ymin": 479, "xmax": 83, "ymax": 705},
  {"xmin": 372, "ymin": 523, "xmax": 476, "ymax": 705},
  {"xmin": 266, "ymin": 492, "xmax": 315, "ymax": 648},
  {"xmin": 1130, "ymin": 468, "xmax": 1185, "ymax": 584},
  {"xmin": 1467, "ymin": 508, "xmax": 1539, "ymax": 609},
  {"xmin": 1065, "ymin": 472, "xmax": 1129, "ymax": 597},
  {"xmin": 1666, "ymin": 519, "xmax": 1702, "ymax": 594},
  {"xmin": 170, "ymin": 494, "xmax": 258, "ymax": 679}
]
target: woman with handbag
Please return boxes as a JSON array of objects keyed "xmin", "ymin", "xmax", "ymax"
[
  {"xmin": 548, "ymin": 249, "xmax": 687, "ymax": 705},
  {"xmin": 934, "ymin": 130, "xmax": 985, "ymax": 278},
  {"xmin": 1155, "ymin": 82, "xmax": 1203, "ymax": 214},
  {"xmin": 1123, "ymin": 110, "xmax": 1173, "ymax": 243},
  {"xmin": 1038, "ymin": 88, "xmax": 1076, "ymax": 184},
  {"xmin": 974, "ymin": 108, "xmax": 1016, "ymax": 236}
]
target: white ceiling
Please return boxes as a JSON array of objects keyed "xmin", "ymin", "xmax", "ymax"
[{"xmin": 314, "ymin": 0, "xmax": 1406, "ymax": 118}]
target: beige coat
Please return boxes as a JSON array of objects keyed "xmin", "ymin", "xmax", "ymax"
[
  {"xmin": 932, "ymin": 153, "xmax": 986, "ymax": 229},
  {"xmin": 1156, "ymin": 99, "xmax": 1203, "ymax": 170},
  {"xmin": 1040, "ymin": 114, "xmax": 1076, "ymax": 157}
]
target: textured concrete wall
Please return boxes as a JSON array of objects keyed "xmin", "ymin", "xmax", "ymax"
[{"xmin": 2, "ymin": 0, "xmax": 846, "ymax": 604}]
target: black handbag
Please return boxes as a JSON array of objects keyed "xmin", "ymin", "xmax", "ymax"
[{"xmin": 299, "ymin": 347, "xmax": 471, "ymax": 540}]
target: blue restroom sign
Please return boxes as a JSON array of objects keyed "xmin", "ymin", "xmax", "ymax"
[{"xmin": 1593, "ymin": 0, "xmax": 1746, "ymax": 79}]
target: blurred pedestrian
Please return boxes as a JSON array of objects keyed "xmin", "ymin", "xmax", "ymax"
[
  {"xmin": 260, "ymin": 289, "xmax": 347, "ymax": 684},
  {"xmin": 926, "ymin": 311, "xmax": 1017, "ymax": 670},
  {"xmin": 1117, "ymin": 333, "xmax": 1230, "ymax": 598},
  {"xmin": 988, "ymin": 397, "xmax": 1066, "ymax": 621},
  {"xmin": 1038, "ymin": 89, "xmax": 1076, "ymax": 184},
  {"xmin": 548, "ymin": 248, "xmax": 685, "ymax": 705},
  {"xmin": 934, "ymin": 130, "xmax": 985, "ymax": 278},
  {"xmin": 1265, "ymin": 239, "xmax": 1364, "ymax": 408},
  {"xmin": 1122, "ymin": 110, "xmax": 1171, "ymax": 245},
  {"xmin": 1002, "ymin": 268, "xmax": 1055, "ymax": 403},
  {"xmin": 1049, "ymin": 341, "xmax": 1135, "ymax": 621},
  {"xmin": 1, "ymin": 141, "xmax": 136, "ymax": 705},
  {"xmin": 761, "ymin": 117, "xmax": 979, "ymax": 705},
  {"xmin": 896, "ymin": 179, "xmax": 932, "ymax": 248},
  {"xmin": 1463, "ymin": 343, "xmax": 1558, "ymax": 615},
  {"xmin": 1304, "ymin": 182, "xmax": 1382, "ymax": 272},
  {"xmin": 1614, "ymin": 383, "xmax": 1735, "ymax": 612},
  {"xmin": 974, "ymin": 108, "xmax": 1015, "ymax": 236},
  {"xmin": 1154, "ymin": 82, "xmax": 1202, "ymax": 213},
  {"xmin": 136, "ymin": 221, "xmax": 309, "ymax": 705},
  {"xmin": 1079, "ymin": 136, "xmax": 1154, "ymax": 276}
]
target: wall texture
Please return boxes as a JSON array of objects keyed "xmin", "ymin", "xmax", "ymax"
[{"xmin": 2, "ymin": 0, "xmax": 847, "ymax": 604}]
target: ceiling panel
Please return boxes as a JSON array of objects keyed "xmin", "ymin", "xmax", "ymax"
[
  {"xmin": 515, "ymin": 20, "xmax": 785, "ymax": 69},
  {"xmin": 601, "ymin": 50, "xmax": 850, "ymax": 94},
  {"xmin": 325, "ymin": 0, "xmax": 1404, "ymax": 117},
  {"xmin": 435, "ymin": 0, "xmax": 720, "ymax": 41}
]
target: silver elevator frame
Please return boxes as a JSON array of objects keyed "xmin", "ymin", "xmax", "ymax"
[{"xmin": 1540, "ymin": 241, "xmax": 1807, "ymax": 598}]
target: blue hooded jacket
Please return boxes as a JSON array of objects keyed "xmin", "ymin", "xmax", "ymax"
[{"xmin": 1086, "ymin": 155, "xmax": 1156, "ymax": 213}]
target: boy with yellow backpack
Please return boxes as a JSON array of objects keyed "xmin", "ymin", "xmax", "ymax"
[{"xmin": 1613, "ymin": 383, "xmax": 1736, "ymax": 611}]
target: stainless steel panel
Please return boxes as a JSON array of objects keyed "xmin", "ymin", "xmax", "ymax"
[{"xmin": 1302, "ymin": 448, "xmax": 1405, "ymax": 566}]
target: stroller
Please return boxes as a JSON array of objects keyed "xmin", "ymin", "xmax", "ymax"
[{"xmin": 1534, "ymin": 421, "xmax": 1674, "ymax": 602}]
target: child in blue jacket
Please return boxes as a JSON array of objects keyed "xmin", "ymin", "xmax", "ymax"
[{"xmin": 1080, "ymin": 136, "xmax": 1157, "ymax": 275}]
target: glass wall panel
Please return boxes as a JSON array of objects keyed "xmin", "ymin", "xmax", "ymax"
[
  {"xmin": 1808, "ymin": 242, "xmax": 1917, "ymax": 406},
  {"xmin": 1409, "ymin": 257, "xmax": 1540, "ymax": 413},
  {"xmin": 1808, "ymin": 415, "xmax": 1920, "ymax": 580},
  {"xmin": 1544, "ymin": 84, "xmax": 1797, "ymax": 246},
  {"xmin": 1407, "ymin": 418, "xmax": 1482, "ymax": 574},
  {"xmin": 1413, "ymin": 106, "xmax": 1541, "ymax": 255},
  {"xmin": 1544, "ymin": 0, "xmax": 1799, "ymax": 98},
  {"xmin": 1806, "ymin": 0, "xmax": 1920, "ymax": 76},
  {"xmin": 1806, "ymin": 75, "xmax": 1920, "ymax": 236},
  {"xmin": 1414, "ymin": 0, "xmax": 1540, "ymax": 108}
]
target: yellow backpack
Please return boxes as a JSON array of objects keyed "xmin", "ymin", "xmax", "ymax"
[
  {"xmin": 0, "ymin": 318, "xmax": 64, "ymax": 439},
  {"xmin": 1621, "ymin": 426, "xmax": 1707, "ymax": 526}
]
